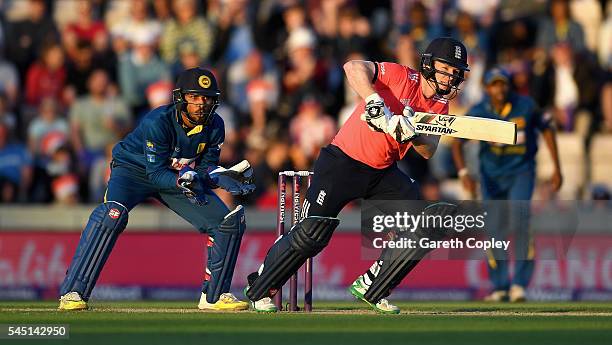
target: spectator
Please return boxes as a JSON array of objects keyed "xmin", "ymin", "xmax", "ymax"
[
  {"xmin": 280, "ymin": 28, "xmax": 330, "ymax": 121},
  {"xmin": 48, "ymin": 145, "xmax": 80, "ymax": 205},
  {"xmin": 4, "ymin": 0, "xmax": 59, "ymax": 78},
  {"xmin": 289, "ymin": 98, "xmax": 336, "ymax": 169},
  {"xmin": 138, "ymin": 79, "xmax": 173, "ymax": 123},
  {"xmin": 62, "ymin": 0, "xmax": 108, "ymax": 62},
  {"xmin": 536, "ymin": 0, "xmax": 586, "ymax": 53},
  {"xmin": 24, "ymin": 43, "xmax": 66, "ymax": 108},
  {"xmin": 0, "ymin": 94, "xmax": 17, "ymax": 136},
  {"xmin": 172, "ymin": 41, "xmax": 204, "ymax": 78},
  {"xmin": 236, "ymin": 50, "xmax": 278, "ymax": 132},
  {"xmin": 160, "ymin": 0, "xmax": 214, "ymax": 64},
  {"xmin": 452, "ymin": 11, "xmax": 489, "ymax": 58},
  {"xmin": 455, "ymin": 0, "xmax": 499, "ymax": 27},
  {"xmin": 333, "ymin": 6, "xmax": 371, "ymax": 61},
  {"xmin": 69, "ymin": 69, "xmax": 131, "ymax": 195},
  {"xmin": 395, "ymin": 34, "xmax": 419, "ymax": 70},
  {"xmin": 65, "ymin": 40, "xmax": 95, "ymax": 96},
  {"xmin": 27, "ymin": 98, "xmax": 69, "ymax": 156},
  {"xmin": 569, "ymin": 0, "xmax": 602, "ymax": 52},
  {"xmin": 0, "ymin": 124, "xmax": 32, "ymax": 202},
  {"xmin": 532, "ymin": 43, "xmax": 601, "ymax": 133},
  {"xmin": 118, "ymin": 31, "xmax": 170, "ymax": 113},
  {"xmin": 253, "ymin": 140, "xmax": 291, "ymax": 208},
  {"xmin": 602, "ymin": 77, "xmax": 612, "ymax": 132},
  {"xmin": 599, "ymin": 2, "xmax": 612, "ymax": 70},
  {"xmin": 145, "ymin": 80, "xmax": 174, "ymax": 111},
  {"xmin": 0, "ymin": 50, "xmax": 20, "ymax": 108},
  {"xmin": 109, "ymin": 0, "xmax": 163, "ymax": 47},
  {"xmin": 398, "ymin": 1, "xmax": 443, "ymax": 53},
  {"xmin": 214, "ymin": 0, "xmax": 254, "ymax": 65},
  {"xmin": 152, "ymin": 0, "xmax": 173, "ymax": 23}
]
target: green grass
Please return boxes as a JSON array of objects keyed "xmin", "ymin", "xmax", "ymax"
[{"xmin": 1, "ymin": 301, "xmax": 612, "ymax": 345}]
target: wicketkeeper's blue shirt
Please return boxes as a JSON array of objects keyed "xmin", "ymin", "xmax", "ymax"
[{"xmin": 112, "ymin": 104, "xmax": 225, "ymax": 190}]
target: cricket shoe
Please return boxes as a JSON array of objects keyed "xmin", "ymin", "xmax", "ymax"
[
  {"xmin": 198, "ymin": 292, "xmax": 249, "ymax": 311},
  {"xmin": 58, "ymin": 292, "xmax": 88, "ymax": 311},
  {"xmin": 243, "ymin": 287, "xmax": 277, "ymax": 313},
  {"xmin": 484, "ymin": 290, "xmax": 509, "ymax": 302},
  {"xmin": 348, "ymin": 275, "xmax": 400, "ymax": 314},
  {"xmin": 509, "ymin": 285, "xmax": 526, "ymax": 303}
]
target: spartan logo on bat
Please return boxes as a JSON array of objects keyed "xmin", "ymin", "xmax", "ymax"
[{"xmin": 415, "ymin": 115, "xmax": 458, "ymax": 135}]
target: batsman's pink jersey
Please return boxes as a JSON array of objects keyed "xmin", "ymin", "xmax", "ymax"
[{"xmin": 332, "ymin": 62, "xmax": 449, "ymax": 169}]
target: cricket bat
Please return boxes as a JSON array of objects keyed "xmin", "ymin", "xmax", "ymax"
[{"xmin": 412, "ymin": 112, "xmax": 517, "ymax": 145}]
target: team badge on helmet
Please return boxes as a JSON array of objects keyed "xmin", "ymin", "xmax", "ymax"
[
  {"xmin": 198, "ymin": 75, "xmax": 211, "ymax": 89},
  {"xmin": 173, "ymin": 67, "xmax": 220, "ymax": 127}
]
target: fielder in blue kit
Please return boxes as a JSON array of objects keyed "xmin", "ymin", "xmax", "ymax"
[
  {"xmin": 453, "ymin": 68, "xmax": 562, "ymax": 302},
  {"xmin": 59, "ymin": 68, "xmax": 255, "ymax": 311}
]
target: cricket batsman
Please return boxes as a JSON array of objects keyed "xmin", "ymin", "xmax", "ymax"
[
  {"xmin": 58, "ymin": 67, "xmax": 256, "ymax": 311},
  {"xmin": 452, "ymin": 67, "xmax": 562, "ymax": 302},
  {"xmin": 245, "ymin": 37, "xmax": 470, "ymax": 313}
]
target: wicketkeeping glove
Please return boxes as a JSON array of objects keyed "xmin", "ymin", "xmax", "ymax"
[
  {"xmin": 177, "ymin": 167, "xmax": 208, "ymax": 205},
  {"xmin": 387, "ymin": 105, "xmax": 418, "ymax": 144},
  {"xmin": 209, "ymin": 160, "xmax": 256, "ymax": 196},
  {"xmin": 360, "ymin": 93, "xmax": 393, "ymax": 133}
]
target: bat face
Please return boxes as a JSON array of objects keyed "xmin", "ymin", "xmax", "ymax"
[{"xmin": 413, "ymin": 112, "xmax": 517, "ymax": 145}]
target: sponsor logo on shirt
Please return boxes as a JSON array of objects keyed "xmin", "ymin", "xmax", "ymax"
[
  {"xmin": 146, "ymin": 141, "xmax": 156, "ymax": 152},
  {"xmin": 147, "ymin": 154, "xmax": 156, "ymax": 163},
  {"xmin": 170, "ymin": 157, "xmax": 196, "ymax": 170},
  {"xmin": 197, "ymin": 143, "xmax": 207, "ymax": 154}
]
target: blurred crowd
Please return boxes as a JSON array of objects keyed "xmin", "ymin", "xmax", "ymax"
[{"xmin": 0, "ymin": 0, "xmax": 611, "ymax": 206}]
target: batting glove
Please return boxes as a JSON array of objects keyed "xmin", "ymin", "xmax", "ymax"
[
  {"xmin": 387, "ymin": 105, "xmax": 418, "ymax": 144},
  {"xmin": 360, "ymin": 93, "xmax": 393, "ymax": 133}
]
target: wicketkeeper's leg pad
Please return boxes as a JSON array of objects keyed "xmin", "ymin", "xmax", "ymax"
[
  {"xmin": 363, "ymin": 202, "xmax": 457, "ymax": 303},
  {"xmin": 204, "ymin": 205, "xmax": 246, "ymax": 303},
  {"xmin": 246, "ymin": 216, "xmax": 340, "ymax": 301},
  {"xmin": 60, "ymin": 201, "xmax": 128, "ymax": 301}
]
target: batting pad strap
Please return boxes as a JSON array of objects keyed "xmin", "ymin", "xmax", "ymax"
[
  {"xmin": 246, "ymin": 216, "xmax": 339, "ymax": 301},
  {"xmin": 59, "ymin": 201, "xmax": 129, "ymax": 301},
  {"xmin": 205, "ymin": 205, "xmax": 246, "ymax": 303}
]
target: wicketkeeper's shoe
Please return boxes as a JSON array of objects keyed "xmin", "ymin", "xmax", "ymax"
[
  {"xmin": 198, "ymin": 292, "xmax": 249, "ymax": 311},
  {"xmin": 484, "ymin": 290, "xmax": 509, "ymax": 302},
  {"xmin": 509, "ymin": 285, "xmax": 526, "ymax": 303},
  {"xmin": 243, "ymin": 287, "xmax": 277, "ymax": 312},
  {"xmin": 349, "ymin": 275, "xmax": 400, "ymax": 314},
  {"xmin": 58, "ymin": 292, "xmax": 88, "ymax": 311}
]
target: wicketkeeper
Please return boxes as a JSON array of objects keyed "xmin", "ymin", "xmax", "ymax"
[{"xmin": 59, "ymin": 68, "xmax": 255, "ymax": 311}]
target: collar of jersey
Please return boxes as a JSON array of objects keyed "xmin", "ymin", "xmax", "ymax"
[{"xmin": 185, "ymin": 125, "xmax": 203, "ymax": 136}]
